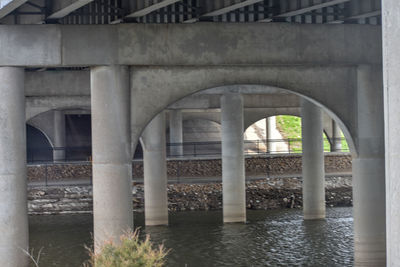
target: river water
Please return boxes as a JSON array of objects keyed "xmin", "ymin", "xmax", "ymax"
[{"xmin": 29, "ymin": 207, "xmax": 353, "ymax": 266}]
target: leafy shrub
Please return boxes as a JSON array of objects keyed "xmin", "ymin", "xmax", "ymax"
[{"xmin": 86, "ymin": 230, "xmax": 168, "ymax": 267}]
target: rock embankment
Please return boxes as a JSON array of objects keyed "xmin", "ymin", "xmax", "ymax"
[
  {"xmin": 28, "ymin": 176, "xmax": 352, "ymax": 215},
  {"xmin": 27, "ymin": 154, "xmax": 352, "ymax": 182}
]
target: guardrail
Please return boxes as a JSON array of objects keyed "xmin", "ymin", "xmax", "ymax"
[{"xmin": 27, "ymin": 138, "xmax": 349, "ymax": 163}]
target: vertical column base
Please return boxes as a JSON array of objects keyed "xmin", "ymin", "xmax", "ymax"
[
  {"xmin": 53, "ymin": 151, "xmax": 66, "ymax": 162},
  {"xmin": 303, "ymin": 213, "xmax": 325, "ymax": 220},
  {"xmin": 91, "ymin": 65, "xmax": 132, "ymax": 252},
  {"xmin": 223, "ymin": 209, "xmax": 246, "ymax": 223},
  {"xmin": 0, "ymin": 67, "xmax": 28, "ymax": 267},
  {"xmin": 301, "ymin": 99, "xmax": 325, "ymax": 221},
  {"xmin": 221, "ymin": 93, "xmax": 246, "ymax": 224},
  {"xmin": 143, "ymin": 112, "xmax": 168, "ymax": 226},
  {"xmin": 354, "ymin": 239, "xmax": 386, "ymax": 267},
  {"xmin": 353, "ymin": 158, "xmax": 386, "ymax": 267}
]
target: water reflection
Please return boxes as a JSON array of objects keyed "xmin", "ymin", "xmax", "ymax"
[{"xmin": 29, "ymin": 207, "xmax": 353, "ymax": 266}]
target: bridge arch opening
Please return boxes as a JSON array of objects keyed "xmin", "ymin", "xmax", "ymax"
[{"xmin": 136, "ymin": 84, "xmax": 356, "ymax": 157}]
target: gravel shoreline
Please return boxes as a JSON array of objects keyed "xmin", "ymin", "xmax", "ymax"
[{"xmin": 28, "ymin": 176, "xmax": 352, "ymax": 215}]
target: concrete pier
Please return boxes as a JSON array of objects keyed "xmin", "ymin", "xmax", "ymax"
[
  {"xmin": 382, "ymin": 1, "xmax": 400, "ymax": 265},
  {"xmin": 352, "ymin": 65, "xmax": 386, "ymax": 266},
  {"xmin": 91, "ymin": 65, "xmax": 133, "ymax": 250},
  {"xmin": 301, "ymin": 99, "xmax": 325, "ymax": 220},
  {"xmin": 221, "ymin": 93, "xmax": 246, "ymax": 223},
  {"xmin": 169, "ymin": 109, "xmax": 183, "ymax": 157},
  {"xmin": 266, "ymin": 116, "xmax": 276, "ymax": 153},
  {"xmin": 331, "ymin": 120, "xmax": 342, "ymax": 152},
  {"xmin": 143, "ymin": 112, "xmax": 168, "ymax": 226},
  {"xmin": 0, "ymin": 67, "xmax": 29, "ymax": 267},
  {"xmin": 53, "ymin": 110, "xmax": 66, "ymax": 161}
]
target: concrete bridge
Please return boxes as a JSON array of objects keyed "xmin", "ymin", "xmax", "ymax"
[{"xmin": 0, "ymin": 0, "xmax": 399, "ymax": 266}]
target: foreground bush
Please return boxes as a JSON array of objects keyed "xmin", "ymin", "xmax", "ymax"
[{"xmin": 86, "ymin": 230, "xmax": 168, "ymax": 267}]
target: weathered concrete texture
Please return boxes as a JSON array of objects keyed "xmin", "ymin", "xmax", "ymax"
[
  {"xmin": 169, "ymin": 93, "xmax": 300, "ymax": 110},
  {"xmin": 26, "ymin": 96, "xmax": 90, "ymax": 121},
  {"xmin": 25, "ymin": 70, "xmax": 90, "ymax": 96},
  {"xmin": 0, "ymin": 67, "xmax": 29, "ymax": 267},
  {"xmin": 142, "ymin": 112, "xmax": 168, "ymax": 226},
  {"xmin": 0, "ymin": 24, "xmax": 381, "ymax": 66},
  {"xmin": 91, "ymin": 65, "xmax": 133, "ymax": 250},
  {"xmin": 301, "ymin": 99, "xmax": 325, "ymax": 220},
  {"xmin": 382, "ymin": 1, "xmax": 400, "ymax": 265},
  {"xmin": 130, "ymin": 66, "xmax": 357, "ymax": 155},
  {"xmin": 169, "ymin": 110, "xmax": 183, "ymax": 156},
  {"xmin": 221, "ymin": 93, "xmax": 246, "ymax": 223},
  {"xmin": 26, "ymin": 176, "xmax": 353, "ymax": 215},
  {"xmin": 352, "ymin": 65, "xmax": 386, "ymax": 266}
]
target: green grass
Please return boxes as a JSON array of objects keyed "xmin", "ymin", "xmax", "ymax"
[
  {"xmin": 275, "ymin": 115, "xmax": 302, "ymax": 139},
  {"xmin": 275, "ymin": 115, "xmax": 349, "ymax": 153}
]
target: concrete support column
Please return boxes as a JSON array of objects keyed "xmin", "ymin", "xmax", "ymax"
[
  {"xmin": 0, "ymin": 67, "xmax": 28, "ymax": 267},
  {"xmin": 331, "ymin": 120, "xmax": 342, "ymax": 152},
  {"xmin": 91, "ymin": 65, "xmax": 133, "ymax": 250},
  {"xmin": 221, "ymin": 93, "xmax": 246, "ymax": 223},
  {"xmin": 301, "ymin": 99, "xmax": 325, "ymax": 220},
  {"xmin": 352, "ymin": 65, "xmax": 385, "ymax": 266},
  {"xmin": 383, "ymin": 2, "xmax": 400, "ymax": 265},
  {"xmin": 53, "ymin": 110, "xmax": 66, "ymax": 161},
  {"xmin": 266, "ymin": 116, "xmax": 276, "ymax": 153},
  {"xmin": 169, "ymin": 109, "xmax": 183, "ymax": 156},
  {"xmin": 143, "ymin": 112, "xmax": 168, "ymax": 226}
]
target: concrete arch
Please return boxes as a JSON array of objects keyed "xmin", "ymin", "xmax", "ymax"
[
  {"xmin": 26, "ymin": 122, "xmax": 54, "ymax": 148},
  {"xmin": 26, "ymin": 96, "xmax": 90, "ymax": 121},
  {"xmin": 27, "ymin": 108, "xmax": 91, "ymax": 151},
  {"xmin": 131, "ymin": 65, "xmax": 358, "ymax": 155}
]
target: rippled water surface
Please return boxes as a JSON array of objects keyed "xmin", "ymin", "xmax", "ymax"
[{"xmin": 29, "ymin": 207, "xmax": 353, "ymax": 266}]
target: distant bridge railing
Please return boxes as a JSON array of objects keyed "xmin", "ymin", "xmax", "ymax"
[
  {"xmin": 165, "ymin": 137, "xmax": 348, "ymax": 158},
  {"xmin": 27, "ymin": 138, "xmax": 349, "ymax": 164}
]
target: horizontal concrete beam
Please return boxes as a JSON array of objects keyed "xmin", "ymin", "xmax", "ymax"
[
  {"xmin": 26, "ymin": 96, "xmax": 90, "ymax": 120},
  {"xmin": 0, "ymin": 23, "xmax": 381, "ymax": 66},
  {"xmin": 25, "ymin": 70, "xmax": 90, "ymax": 96}
]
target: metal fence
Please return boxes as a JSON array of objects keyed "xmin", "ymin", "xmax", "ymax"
[
  {"xmin": 27, "ymin": 138, "xmax": 348, "ymax": 163},
  {"xmin": 27, "ymin": 146, "xmax": 92, "ymax": 163},
  {"xmin": 166, "ymin": 137, "xmax": 349, "ymax": 158}
]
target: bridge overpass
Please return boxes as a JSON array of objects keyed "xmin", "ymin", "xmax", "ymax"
[{"xmin": 0, "ymin": 0, "xmax": 398, "ymax": 266}]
